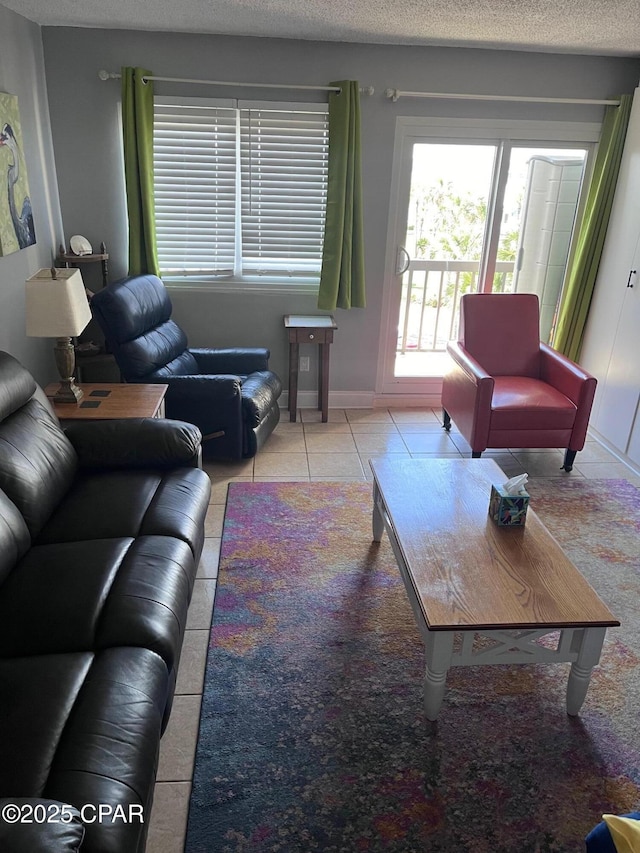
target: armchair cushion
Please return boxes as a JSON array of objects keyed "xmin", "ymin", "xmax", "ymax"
[
  {"xmin": 491, "ymin": 377, "xmax": 577, "ymax": 431},
  {"xmin": 458, "ymin": 292, "xmax": 541, "ymax": 376}
]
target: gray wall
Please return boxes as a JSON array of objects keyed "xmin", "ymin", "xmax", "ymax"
[
  {"xmin": 40, "ymin": 27, "xmax": 640, "ymax": 396},
  {"xmin": 0, "ymin": 4, "xmax": 64, "ymax": 381}
]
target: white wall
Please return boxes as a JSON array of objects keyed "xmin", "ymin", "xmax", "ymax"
[
  {"xmin": 40, "ymin": 26, "xmax": 640, "ymax": 398},
  {"xmin": 0, "ymin": 4, "xmax": 64, "ymax": 381}
]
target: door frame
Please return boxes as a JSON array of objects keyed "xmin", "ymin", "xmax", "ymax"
[{"xmin": 375, "ymin": 116, "xmax": 601, "ymax": 402}]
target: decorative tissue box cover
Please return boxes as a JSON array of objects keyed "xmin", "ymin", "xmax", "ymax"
[{"xmin": 489, "ymin": 483, "xmax": 529, "ymax": 526}]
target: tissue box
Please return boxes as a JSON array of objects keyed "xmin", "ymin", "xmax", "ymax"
[{"xmin": 489, "ymin": 484, "xmax": 529, "ymax": 526}]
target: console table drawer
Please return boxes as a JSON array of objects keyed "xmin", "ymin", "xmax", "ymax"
[{"xmin": 290, "ymin": 328, "xmax": 334, "ymax": 344}]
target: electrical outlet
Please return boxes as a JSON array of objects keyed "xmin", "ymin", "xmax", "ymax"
[{"xmin": 300, "ymin": 356, "xmax": 310, "ymax": 372}]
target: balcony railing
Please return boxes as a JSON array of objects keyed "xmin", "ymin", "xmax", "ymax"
[{"xmin": 397, "ymin": 259, "xmax": 516, "ymax": 354}]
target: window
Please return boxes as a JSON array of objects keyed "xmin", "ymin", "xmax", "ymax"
[{"xmin": 153, "ymin": 97, "xmax": 329, "ymax": 287}]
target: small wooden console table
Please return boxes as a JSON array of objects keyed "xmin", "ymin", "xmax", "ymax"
[{"xmin": 284, "ymin": 314, "xmax": 337, "ymax": 422}]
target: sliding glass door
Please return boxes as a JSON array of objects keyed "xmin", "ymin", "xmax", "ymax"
[{"xmin": 378, "ymin": 117, "xmax": 598, "ymax": 397}]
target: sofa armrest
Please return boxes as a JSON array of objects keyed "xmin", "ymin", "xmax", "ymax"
[
  {"xmin": 0, "ymin": 799, "xmax": 84, "ymax": 852},
  {"xmin": 442, "ymin": 342, "xmax": 495, "ymax": 453},
  {"xmin": 190, "ymin": 347, "xmax": 270, "ymax": 374},
  {"xmin": 65, "ymin": 418, "xmax": 203, "ymax": 469}
]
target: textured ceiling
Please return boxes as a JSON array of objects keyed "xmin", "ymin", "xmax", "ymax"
[{"xmin": 3, "ymin": 0, "xmax": 640, "ymax": 55}]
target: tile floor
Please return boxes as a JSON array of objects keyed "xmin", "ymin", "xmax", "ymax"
[{"xmin": 147, "ymin": 407, "xmax": 640, "ymax": 852}]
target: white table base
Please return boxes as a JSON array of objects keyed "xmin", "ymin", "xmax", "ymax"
[{"xmin": 372, "ymin": 482, "xmax": 607, "ymax": 720}]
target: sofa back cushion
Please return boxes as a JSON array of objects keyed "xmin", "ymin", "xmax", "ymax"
[
  {"xmin": 0, "ymin": 352, "xmax": 78, "ymax": 539},
  {"xmin": 0, "ymin": 351, "xmax": 38, "ymax": 421},
  {"xmin": 91, "ymin": 274, "xmax": 199, "ymax": 380}
]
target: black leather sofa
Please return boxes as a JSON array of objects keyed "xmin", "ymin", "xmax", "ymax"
[
  {"xmin": 90, "ymin": 274, "xmax": 282, "ymax": 459},
  {"xmin": 0, "ymin": 351, "xmax": 211, "ymax": 853}
]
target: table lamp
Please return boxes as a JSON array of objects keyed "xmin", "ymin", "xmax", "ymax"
[{"xmin": 25, "ymin": 267, "xmax": 92, "ymax": 403}]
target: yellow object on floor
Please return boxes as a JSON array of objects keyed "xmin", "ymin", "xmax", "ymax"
[{"xmin": 602, "ymin": 815, "xmax": 640, "ymax": 853}]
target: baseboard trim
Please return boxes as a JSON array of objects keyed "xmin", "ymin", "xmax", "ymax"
[
  {"xmin": 587, "ymin": 427, "xmax": 640, "ymax": 477},
  {"xmin": 372, "ymin": 393, "xmax": 442, "ymax": 408},
  {"xmin": 280, "ymin": 391, "xmax": 442, "ymax": 410}
]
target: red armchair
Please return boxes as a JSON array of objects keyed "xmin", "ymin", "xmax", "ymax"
[{"xmin": 441, "ymin": 293, "xmax": 597, "ymax": 472}]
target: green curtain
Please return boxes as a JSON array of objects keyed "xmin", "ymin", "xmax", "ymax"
[
  {"xmin": 121, "ymin": 67, "xmax": 160, "ymax": 277},
  {"xmin": 317, "ymin": 81, "xmax": 366, "ymax": 310},
  {"xmin": 553, "ymin": 93, "xmax": 632, "ymax": 361}
]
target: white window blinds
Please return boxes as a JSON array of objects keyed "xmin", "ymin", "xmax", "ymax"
[{"xmin": 153, "ymin": 97, "xmax": 329, "ymax": 281}]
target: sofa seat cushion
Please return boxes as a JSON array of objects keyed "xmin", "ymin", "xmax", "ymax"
[
  {"xmin": 491, "ymin": 376, "xmax": 577, "ymax": 431},
  {"xmin": 36, "ymin": 467, "xmax": 210, "ymax": 562},
  {"xmin": 241, "ymin": 370, "xmax": 283, "ymax": 427},
  {"xmin": 0, "ymin": 647, "xmax": 166, "ymax": 853},
  {"xmin": 0, "ymin": 535, "xmax": 193, "ymax": 669}
]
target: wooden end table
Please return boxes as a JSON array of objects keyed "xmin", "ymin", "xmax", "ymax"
[
  {"xmin": 370, "ymin": 457, "xmax": 619, "ymax": 720},
  {"xmin": 284, "ymin": 315, "xmax": 337, "ymax": 422},
  {"xmin": 45, "ymin": 383, "xmax": 167, "ymax": 421}
]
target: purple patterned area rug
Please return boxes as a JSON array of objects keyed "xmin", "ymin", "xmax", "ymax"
[{"xmin": 185, "ymin": 479, "xmax": 640, "ymax": 853}]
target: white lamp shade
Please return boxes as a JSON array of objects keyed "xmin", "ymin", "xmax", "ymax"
[{"xmin": 26, "ymin": 268, "xmax": 92, "ymax": 338}]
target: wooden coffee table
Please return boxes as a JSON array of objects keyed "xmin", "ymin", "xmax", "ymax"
[{"xmin": 370, "ymin": 458, "xmax": 619, "ymax": 720}]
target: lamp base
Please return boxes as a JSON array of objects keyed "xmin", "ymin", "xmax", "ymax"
[
  {"xmin": 53, "ymin": 337, "xmax": 84, "ymax": 404},
  {"xmin": 52, "ymin": 378, "xmax": 84, "ymax": 404}
]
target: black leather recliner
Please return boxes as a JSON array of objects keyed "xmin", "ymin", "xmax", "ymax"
[{"xmin": 91, "ymin": 274, "xmax": 282, "ymax": 459}]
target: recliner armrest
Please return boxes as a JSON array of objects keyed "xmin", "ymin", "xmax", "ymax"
[
  {"xmin": 65, "ymin": 419, "xmax": 203, "ymax": 469},
  {"xmin": 190, "ymin": 347, "xmax": 270, "ymax": 374}
]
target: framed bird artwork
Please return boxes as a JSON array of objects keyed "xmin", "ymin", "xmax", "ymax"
[{"xmin": 0, "ymin": 92, "xmax": 36, "ymax": 255}]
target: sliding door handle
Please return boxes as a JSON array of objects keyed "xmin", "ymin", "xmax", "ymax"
[
  {"xmin": 396, "ymin": 247, "xmax": 411, "ymax": 276},
  {"xmin": 627, "ymin": 269, "xmax": 637, "ymax": 288}
]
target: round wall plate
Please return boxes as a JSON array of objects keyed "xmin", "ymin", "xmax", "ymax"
[{"xmin": 69, "ymin": 235, "xmax": 93, "ymax": 256}]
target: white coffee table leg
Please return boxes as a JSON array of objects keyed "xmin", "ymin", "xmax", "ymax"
[
  {"xmin": 424, "ymin": 631, "xmax": 454, "ymax": 721},
  {"xmin": 372, "ymin": 482, "xmax": 385, "ymax": 542},
  {"xmin": 566, "ymin": 626, "xmax": 607, "ymax": 716}
]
